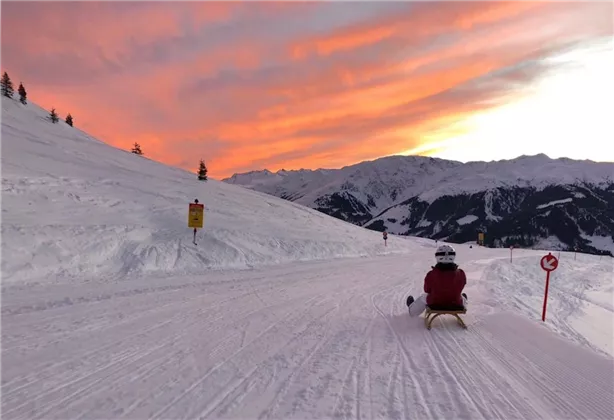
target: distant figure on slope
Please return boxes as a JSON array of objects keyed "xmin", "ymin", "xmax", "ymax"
[{"xmin": 406, "ymin": 244, "xmax": 468, "ymax": 317}]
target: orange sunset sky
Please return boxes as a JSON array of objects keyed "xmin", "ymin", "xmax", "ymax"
[{"xmin": 2, "ymin": 1, "xmax": 613, "ymax": 179}]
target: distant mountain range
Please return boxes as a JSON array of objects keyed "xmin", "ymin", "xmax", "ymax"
[{"xmin": 223, "ymin": 154, "xmax": 614, "ymax": 256}]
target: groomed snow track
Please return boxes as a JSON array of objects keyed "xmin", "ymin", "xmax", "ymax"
[{"xmin": 2, "ymin": 255, "xmax": 613, "ymax": 420}]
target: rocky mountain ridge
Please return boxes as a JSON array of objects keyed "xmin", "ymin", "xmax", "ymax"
[{"xmin": 223, "ymin": 154, "xmax": 614, "ymax": 256}]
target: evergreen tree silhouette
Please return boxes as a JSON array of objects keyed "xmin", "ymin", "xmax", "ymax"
[
  {"xmin": 65, "ymin": 113, "xmax": 73, "ymax": 126},
  {"xmin": 197, "ymin": 159, "xmax": 208, "ymax": 181},
  {"xmin": 49, "ymin": 108, "xmax": 59, "ymax": 123},
  {"xmin": 18, "ymin": 82, "xmax": 27, "ymax": 104},
  {"xmin": 131, "ymin": 142, "xmax": 143, "ymax": 155},
  {"xmin": 1, "ymin": 72, "xmax": 14, "ymax": 98}
]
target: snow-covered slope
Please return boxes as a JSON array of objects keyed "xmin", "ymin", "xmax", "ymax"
[
  {"xmin": 224, "ymin": 155, "xmax": 614, "ymax": 255},
  {"xmin": 2, "ymin": 243, "xmax": 613, "ymax": 419},
  {"xmin": 1, "ymin": 96, "xmax": 416, "ymax": 283}
]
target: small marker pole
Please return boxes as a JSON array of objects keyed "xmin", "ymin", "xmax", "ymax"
[{"xmin": 540, "ymin": 252, "xmax": 559, "ymax": 322}]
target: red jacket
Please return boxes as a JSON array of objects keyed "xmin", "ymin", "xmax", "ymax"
[{"xmin": 424, "ymin": 264, "xmax": 466, "ymax": 306}]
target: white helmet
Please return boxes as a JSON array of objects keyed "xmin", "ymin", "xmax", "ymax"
[{"xmin": 435, "ymin": 244, "xmax": 456, "ymax": 264}]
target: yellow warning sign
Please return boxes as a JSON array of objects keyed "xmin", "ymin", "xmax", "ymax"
[{"xmin": 188, "ymin": 203, "xmax": 204, "ymax": 228}]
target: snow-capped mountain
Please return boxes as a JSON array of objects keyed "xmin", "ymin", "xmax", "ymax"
[
  {"xmin": 225, "ymin": 156, "xmax": 464, "ymax": 224},
  {"xmin": 224, "ymin": 155, "xmax": 614, "ymax": 256}
]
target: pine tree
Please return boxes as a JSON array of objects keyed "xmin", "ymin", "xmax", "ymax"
[
  {"xmin": 18, "ymin": 82, "xmax": 27, "ymax": 104},
  {"xmin": 197, "ymin": 159, "xmax": 208, "ymax": 181},
  {"xmin": 1, "ymin": 72, "xmax": 14, "ymax": 98},
  {"xmin": 131, "ymin": 142, "xmax": 143, "ymax": 155},
  {"xmin": 49, "ymin": 108, "xmax": 59, "ymax": 123},
  {"xmin": 65, "ymin": 113, "xmax": 73, "ymax": 126}
]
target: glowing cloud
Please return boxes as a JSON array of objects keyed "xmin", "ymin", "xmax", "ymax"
[{"xmin": 2, "ymin": 1, "xmax": 612, "ymax": 178}]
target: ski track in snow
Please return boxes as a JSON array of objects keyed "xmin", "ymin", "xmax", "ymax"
[{"xmin": 2, "ymin": 253, "xmax": 613, "ymax": 420}]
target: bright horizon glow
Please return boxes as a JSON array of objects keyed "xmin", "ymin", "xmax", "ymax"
[{"xmin": 404, "ymin": 38, "xmax": 614, "ymax": 163}]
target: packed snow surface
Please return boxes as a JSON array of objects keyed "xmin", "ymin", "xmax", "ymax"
[
  {"xmin": 2, "ymin": 96, "xmax": 614, "ymax": 419},
  {"xmin": 2, "ymin": 250, "xmax": 613, "ymax": 419}
]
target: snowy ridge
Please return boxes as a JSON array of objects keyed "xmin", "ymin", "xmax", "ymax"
[
  {"xmin": 226, "ymin": 155, "xmax": 614, "ymax": 255},
  {"xmin": 225, "ymin": 155, "xmax": 463, "ymax": 211},
  {"xmin": 419, "ymin": 154, "xmax": 613, "ymax": 201},
  {"xmin": 225, "ymin": 153, "xmax": 613, "ymax": 210},
  {"xmin": 1, "ymin": 96, "xmax": 418, "ymax": 283}
]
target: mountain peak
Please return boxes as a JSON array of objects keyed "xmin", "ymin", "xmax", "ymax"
[
  {"xmin": 514, "ymin": 153, "xmax": 552, "ymax": 161},
  {"xmin": 224, "ymin": 150, "xmax": 614, "ymax": 256}
]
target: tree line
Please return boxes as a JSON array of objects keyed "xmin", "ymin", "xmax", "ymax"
[
  {"xmin": 2, "ymin": 71, "xmax": 208, "ymax": 181},
  {"xmin": 1, "ymin": 71, "xmax": 74, "ymax": 126}
]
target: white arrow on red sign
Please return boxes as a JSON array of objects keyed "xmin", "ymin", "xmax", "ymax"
[{"xmin": 540, "ymin": 253, "xmax": 559, "ymax": 272}]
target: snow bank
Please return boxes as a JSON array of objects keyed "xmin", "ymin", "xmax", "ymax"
[
  {"xmin": 478, "ymin": 252, "xmax": 614, "ymax": 357},
  {"xmin": 1, "ymin": 96, "xmax": 419, "ymax": 283}
]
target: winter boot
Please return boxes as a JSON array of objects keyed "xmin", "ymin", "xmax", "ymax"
[{"xmin": 406, "ymin": 295, "xmax": 414, "ymax": 307}]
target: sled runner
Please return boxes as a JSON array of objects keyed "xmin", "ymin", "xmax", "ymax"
[{"xmin": 424, "ymin": 307, "xmax": 467, "ymax": 330}]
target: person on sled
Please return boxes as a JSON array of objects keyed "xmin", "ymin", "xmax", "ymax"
[{"xmin": 406, "ymin": 244, "xmax": 468, "ymax": 317}]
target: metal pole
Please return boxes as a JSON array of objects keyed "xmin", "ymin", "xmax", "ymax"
[{"xmin": 542, "ymin": 271, "xmax": 551, "ymax": 322}]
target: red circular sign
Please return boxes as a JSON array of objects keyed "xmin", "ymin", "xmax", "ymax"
[{"xmin": 540, "ymin": 254, "xmax": 559, "ymax": 272}]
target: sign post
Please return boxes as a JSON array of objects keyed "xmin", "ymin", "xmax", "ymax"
[
  {"xmin": 540, "ymin": 252, "xmax": 559, "ymax": 322},
  {"xmin": 510, "ymin": 245, "xmax": 514, "ymax": 263},
  {"xmin": 188, "ymin": 201, "xmax": 204, "ymax": 245},
  {"xmin": 383, "ymin": 231, "xmax": 388, "ymax": 247}
]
